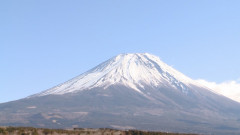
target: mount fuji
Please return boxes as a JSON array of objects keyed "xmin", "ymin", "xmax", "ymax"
[
  {"xmin": 1, "ymin": 53, "xmax": 240, "ymax": 134},
  {"xmin": 33, "ymin": 53, "xmax": 194, "ymax": 97}
]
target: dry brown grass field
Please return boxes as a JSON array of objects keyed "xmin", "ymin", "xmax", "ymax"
[{"xmin": 0, "ymin": 127, "xmax": 198, "ymax": 135}]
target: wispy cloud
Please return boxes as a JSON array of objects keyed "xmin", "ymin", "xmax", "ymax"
[{"xmin": 196, "ymin": 79, "xmax": 240, "ymax": 103}]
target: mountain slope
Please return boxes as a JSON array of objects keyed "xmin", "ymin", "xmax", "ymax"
[
  {"xmin": 33, "ymin": 53, "xmax": 195, "ymax": 97},
  {"xmin": 1, "ymin": 53, "xmax": 240, "ymax": 135}
]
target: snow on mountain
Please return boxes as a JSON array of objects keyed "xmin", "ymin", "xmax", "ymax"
[{"xmin": 34, "ymin": 53, "xmax": 199, "ymax": 97}]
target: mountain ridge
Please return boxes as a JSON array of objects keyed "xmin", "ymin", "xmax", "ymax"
[
  {"xmin": 32, "ymin": 53, "xmax": 199, "ymax": 97},
  {"xmin": 1, "ymin": 53, "xmax": 240, "ymax": 135}
]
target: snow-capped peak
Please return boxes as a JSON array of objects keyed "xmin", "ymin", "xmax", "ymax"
[{"xmin": 34, "ymin": 53, "xmax": 196, "ymax": 97}]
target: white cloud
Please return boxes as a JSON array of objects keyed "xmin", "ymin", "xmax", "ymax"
[{"xmin": 196, "ymin": 79, "xmax": 240, "ymax": 103}]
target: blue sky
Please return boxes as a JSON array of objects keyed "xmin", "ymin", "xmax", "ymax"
[{"xmin": 1, "ymin": 0, "xmax": 240, "ymax": 103}]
